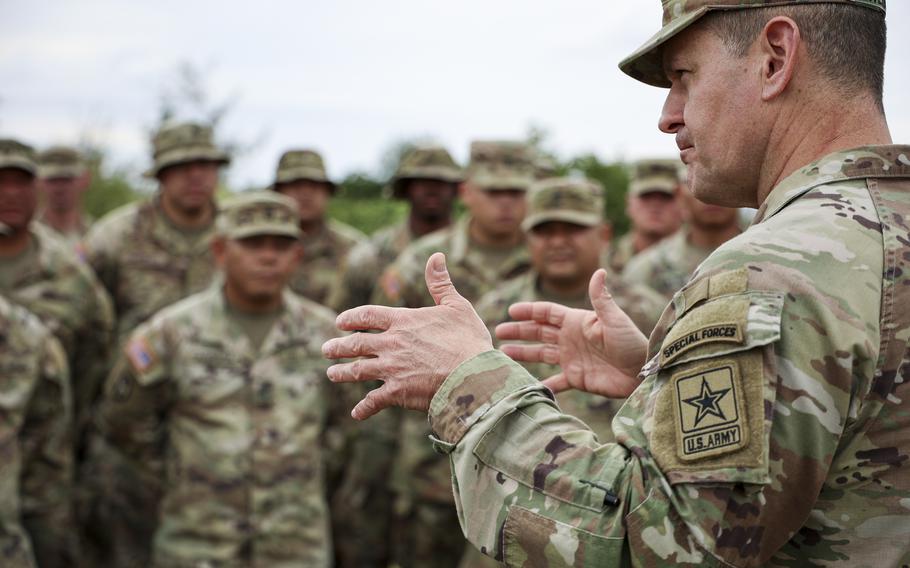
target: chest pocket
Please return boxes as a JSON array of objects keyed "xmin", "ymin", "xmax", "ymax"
[
  {"xmin": 647, "ymin": 289, "xmax": 785, "ymax": 486},
  {"xmin": 177, "ymin": 344, "xmax": 248, "ymax": 406}
]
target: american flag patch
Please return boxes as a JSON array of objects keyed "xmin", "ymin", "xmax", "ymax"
[{"xmin": 126, "ymin": 336, "xmax": 157, "ymax": 374}]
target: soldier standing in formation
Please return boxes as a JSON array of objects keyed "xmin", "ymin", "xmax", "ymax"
[
  {"xmin": 0, "ymin": 140, "xmax": 114, "ymax": 530},
  {"xmin": 324, "ymin": 0, "xmax": 910, "ymax": 565},
  {"xmin": 0, "ymin": 293, "xmax": 74, "ymax": 568},
  {"xmin": 605, "ymin": 159, "xmax": 682, "ymax": 274},
  {"xmin": 371, "ymin": 140, "xmax": 535, "ymax": 568},
  {"xmin": 97, "ymin": 191, "xmax": 346, "ymax": 567},
  {"xmin": 271, "ymin": 149, "xmax": 366, "ymax": 306},
  {"xmin": 475, "ymin": 177, "xmax": 666, "ymax": 441},
  {"xmin": 83, "ymin": 121, "xmax": 229, "ymax": 566},
  {"xmin": 36, "ymin": 145, "xmax": 94, "ymax": 247},
  {"xmin": 329, "ymin": 144, "xmax": 462, "ymax": 313},
  {"xmin": 623, "ymin": 173, "xmax": 742, "ymax": 299}
]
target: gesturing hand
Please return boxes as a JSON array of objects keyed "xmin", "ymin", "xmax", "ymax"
[
  {"xmin": 496, "ymin": 269, "xmax": 648, "ymax": 399},
  {"xmin": 322, "ymin": 252, "xmax": 493, "ymax": 420}
]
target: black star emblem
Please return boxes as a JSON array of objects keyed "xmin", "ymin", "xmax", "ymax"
[{"xmin": 683, "ymin": 378, "xmax": 730, "ymax": 427}]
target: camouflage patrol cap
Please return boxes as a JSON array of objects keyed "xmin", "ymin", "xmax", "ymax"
[
  {"xmin": 272, "ymin": 149, "xmax": 336, "ymax": 192},
  {"xmin": 389, "ymin": 145, "xmax": 463, "ymax": 199},
  {"xmin": 522, "ymin": 177, "xmax": 605, "ymax": 232},
  {"xmin": 620, "ymin": 0, "xmax": 886, "ymax": 88},
  {"xmin": 217, "ymin": 191, "xmax": 301, "ymax": 240},
  {"xmin": 629, "ymin": 158, "xmax": 683, "ymax": 196},
  {"xmin": 467, "ymin": 140, "xmax": 536, "ymax": 191},
  {"xmin": 146, "ymin": 122, "xmax": 230, "ymax": 178},
  {"xmin": 37, "ymin": 145, "xmax": 87, "ymax": 179},
  {"xmin": 0, "ymin": 139, "xmax": 38, "ymax": 177}
]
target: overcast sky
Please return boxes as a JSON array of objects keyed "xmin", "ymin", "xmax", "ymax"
[{"xmin": 2, "ymin": 1, "xmax": 908, "ymax": 189}]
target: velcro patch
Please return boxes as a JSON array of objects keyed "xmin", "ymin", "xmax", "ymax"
[
  {"xmin": 126, "ymin": 336, "xmax": 158, "ymax": 375},
  {"xmin": 380, "ymin": 268, "xmax": 402, "ymax": 303},
  {"xmin": 672, "ymin": 362, "xmax": 749, "ymax": 461},
  {"xmin": 661, "ymin": 322, "xmax": 742, "ymax": 365}
]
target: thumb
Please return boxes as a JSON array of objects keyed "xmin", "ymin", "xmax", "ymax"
[
  {"xmin": 425, "ymin": 252, "xmax": 467, "ymax": 307},
  {"xmin": 588, "ymin": 269, "xmax": 618, "ymax": 321}
]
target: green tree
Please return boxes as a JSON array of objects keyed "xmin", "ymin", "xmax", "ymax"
[
  {"xmin": 81, "ymin": 147, "xmax": 140, "ymax": 220},
  {"xmin": 565, "ymin": 154, "xmax": 631, "ymax": 236}
]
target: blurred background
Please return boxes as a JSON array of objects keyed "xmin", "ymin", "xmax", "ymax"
[{"xmin": 2, "ymin": 0, "xmax": 908, "ymax": 234}]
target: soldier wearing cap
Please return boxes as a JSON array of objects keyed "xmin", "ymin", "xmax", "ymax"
[
  {"xmin": 623, "ymin": 167, "xmax": 741, "ymax": 299},
  {"xmin": 324, "ymin": 0, "xmax": 910, "ymax": 565},
  {"xmin": 606, "ymin": 159, "xmax": 683, "ymax": 274},
  {"xmin": 0, "ymin": 139, "xmax": 87, "ymax": 565},
  {"xmin": 328, "ymin": 144, "xmax": 463, "ymax": 313},
  {"xmin": 270, "ymin": 149, "xmax": 366, "ymax": 306},
  {"xmin": 367, "ymin": 140, "xmax": 533, "ymax": 568},
  {"xmin": 85, "ymin": 121, "xmax": 229, "ymax": 346},
  {"xmin": 81, "ymin": 121, "xmax": 228, "ymax": 566},
  {"xmin": 36, "ymin": 145, "xmax": 93, "ymax": 244},
  {"xmin": 97, "ymin": 191, "xmax": 347, "ymax": 567}
]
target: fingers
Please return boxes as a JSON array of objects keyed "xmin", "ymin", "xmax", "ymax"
[
  {"xmin": 495, "ymin": 321, "xmax": 560, "ymax": 344},
  {"xmin": 322, "ymin": 332, "xmax": 384, "ymax": 360},
  {"xmin": 351, "ymin": 386, "xmax": 389, "ymax": 421},
  {"xmin": 326, "ymin": 356, "xmax": 384, "ymax": 383},
  {"xmin": 507, "ymin": 301, "xmax": 567, "ymax": 327},
  {"xmin": 541, "ymin": 373, "xmax": 570, "ymax": 394},
  {"xmin": 424, "ymin": 252, "xmax": 468, "ymax": 309},
  {"xmin": 336, "ymin": 305, "xmax": 397, "ymax": 332},
  {"xmin": 588, "ymin": 269, "xmax": 617, "ymax": 320},
  {"xmin": 500, "ymin": 343, "xmax": 560, "ymax": 365}
]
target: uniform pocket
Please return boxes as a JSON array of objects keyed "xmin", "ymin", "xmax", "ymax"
[{"xmin": 502, "ymin": 506, "xmax": 625, "ymax": 567}]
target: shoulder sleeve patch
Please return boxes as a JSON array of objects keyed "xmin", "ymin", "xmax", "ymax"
[
  {"xmin": 126, "ymin": 335, "xmax": 158, "ymax": 376},
  {"xmin": 379, "ymin": 267, "xmax": 402, "ymax": 304}
]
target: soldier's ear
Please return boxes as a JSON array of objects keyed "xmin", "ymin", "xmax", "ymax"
[{"xmin": 760, "ymin": 16, "xmax": 800, "ymax": 102}]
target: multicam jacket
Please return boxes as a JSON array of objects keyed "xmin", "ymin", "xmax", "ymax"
[
  {"xmin": 84, "ymin": 197, "xmax": 216, "ymax": 346},
  {"xmin": 1, "ymin": 224, "xmax": 114, "ymax": 441},
  {"xmin": 475, "ymin": 269, "xmax": 667, "ymax": 443},
  {"xmin": 328, "ymin": 220, "xmax": 415, "ymax": 313},
  {"xmin": 622, "ymin": 227, "xmax": 718, "ymax": 300},
  {"xmin": 427, "ymin": 147, "xmax": 910, "ymax": 566},
  {"xmin": 291, "ymin": 219, "xmax": 365, "ymax": 306},
  {"xmin": 97, "ymin": 286, "xmax": 343, "ymax": 567},
  {"xmin": 0, "ymin": 296, "xmax": 74, "ymax": 568}
]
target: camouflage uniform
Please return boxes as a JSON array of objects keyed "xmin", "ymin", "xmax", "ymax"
[
  {"xmin": 0, "ymin": 141, "xmax": 114, "ymax": 442},
  {"xmin": 373, "ymin": 141, "xmax": 535, "ymax": 568},
  {"xmin": 81, "ymin": 122, "xmax": 228, "ymax": 567},
  {"xmin": 622, "ymin": 228, "xmax": 718, "ymax": 299},
  {"xmin": 0, "ymin": 294, "xmax": 75, "ymax": 568},
  {"xmin": 97, "ymin": 192, "xmax": 345, "ymax": 567},
  {"xmin": 36, "ymin": 145, "xmax": 93, "ymax": 245},
  {"xmin": 328, "ymin": 145, "xmax": 463, "ymax": 313},
  {"xmin": 271, "ymin": 149, "xmax": 366, "ymax": 306},
  {"xmin": 605, "ymin": 159, "xmax": 681, "ymax": 275}
]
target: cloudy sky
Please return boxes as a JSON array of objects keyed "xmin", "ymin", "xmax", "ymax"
[{"xmin": 2, "ymin": 1, "xmax": 908, "ymax": 188}]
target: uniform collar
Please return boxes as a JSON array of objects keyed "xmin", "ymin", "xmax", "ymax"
[{"xmin": 754, "ymin": 145, "xmax": 910, "ymax": 225}]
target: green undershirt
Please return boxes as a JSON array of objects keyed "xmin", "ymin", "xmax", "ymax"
[
  {"xmin": 225, "ymin": 302, "xmax": 283, "ymax": 354},
  {"xmin": 0, "ymin": 237, "xmax": 38, "ymax": 292}
]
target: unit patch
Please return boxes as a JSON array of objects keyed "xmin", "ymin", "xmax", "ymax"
[
  {"xmin": 672, "ymin": 363, "xmax": 749, "ymax": 461},
  {"xmin": 126, "ymin": 336, "xmax": 158, "ymax": 375},
  {"xmin": 661, "ymin": 322, "xmax": 742, "ymax": 365}
]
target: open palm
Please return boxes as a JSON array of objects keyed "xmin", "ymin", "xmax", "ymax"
[{"xmin": 495, "ymin": 269, "xmax": 649, "ymax": 399}]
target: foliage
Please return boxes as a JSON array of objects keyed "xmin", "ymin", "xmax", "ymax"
[
  {"xmin": 329, "ymin": 198, "xmax": 408, "ymax": 235},
  {"xmin": 82, "ymin": 148, "xmax": 141, "ymax": 220}
]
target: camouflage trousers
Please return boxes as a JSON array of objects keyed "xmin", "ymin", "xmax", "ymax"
[{"xmin": 391, "ymin": 499, "xmax": 468, "ymax": 568}]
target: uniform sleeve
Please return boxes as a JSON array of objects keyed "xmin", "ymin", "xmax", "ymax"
[
  {"xmin": 429, "ymin": 273, "xmax": 863, "ymax": 566},
  {"xmin": 371, "ymin": 250, "xmax": 432, "ymax": 308},
  {"xmin": 96, "ymin": 319, "xmax": 173, "ymax": 478},
  {"xmin": 20, "ymin": 336, "xmax": 78, "ymax": 567},
  {"xmin": 328, "ymin": 241, "xmax": 382, "ymax": 313},
  {"xmin": 83, "ymin": 220, "xmax": 120, "ymax": 299}
]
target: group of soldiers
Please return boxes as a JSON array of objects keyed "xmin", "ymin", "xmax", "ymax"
[{"xmin": 0, "ymin": 116, "xmax": 745, "ymax": 567}]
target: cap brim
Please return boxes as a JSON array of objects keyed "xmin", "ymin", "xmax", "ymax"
[
  {"xmin": 145, "ymin": 150, "xmax": 231, "ymax": 178},
  {"xmin": 227, "ymin": 226, "xmax": 301, "ymax": 240},
  {"xmin": 0, "ymin": 159, "xmax": 37, "ymax": 177},
  {"xmin": 618, "ymin": 7, "xmax": 710, "ymax": 88},
  {"xmin": 391, "ymin": 171, "xmax": 463, "ymax": 198},
  {"xmin": 522, "ymin": 212, "xmax": 601, "ymax": 232},
  {"xmin": 39, "ymin": 165, "xmax": 86, "ymax": 179}
]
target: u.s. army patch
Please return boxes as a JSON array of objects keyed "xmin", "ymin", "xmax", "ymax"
[
  {"xmin": 672, "ymin": 362, "xmax": 749, "ymax": 461},
  {"xmin": 126, "ymin": 336, "xmax": 158, "ymax": 375}
]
